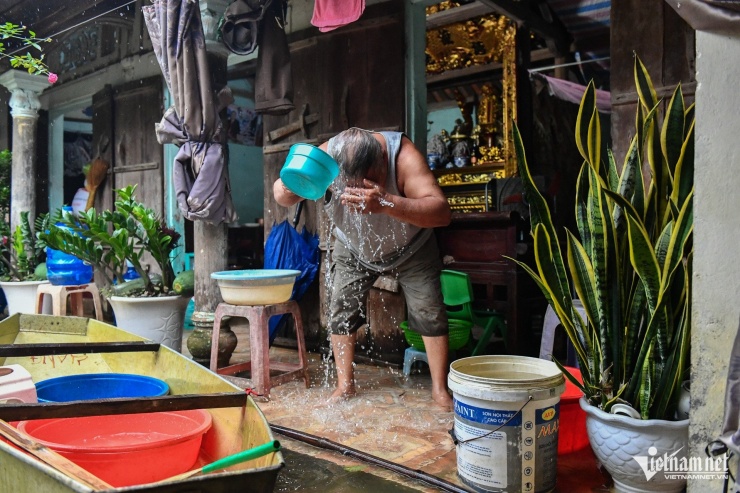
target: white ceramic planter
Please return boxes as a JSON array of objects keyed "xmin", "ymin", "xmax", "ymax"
[
  {"xmin": 108, "ymin": 295, "xmax": 190, "ymax": 352},
  {"xmin": 580, "ymin": 397, "xmax": 689, "ymax": 493},
  {"xmin": 0, "ymin": 280, "xmax": 52, "ymax": 316}
]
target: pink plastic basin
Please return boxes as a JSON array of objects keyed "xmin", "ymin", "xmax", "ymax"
[
  {"xmin": 18, "ymin": 410, "xmax": 212, "ymax": 487},
  {"xmin": 558, "ymin": 366, "xmax": 589, "ymax": 454}
]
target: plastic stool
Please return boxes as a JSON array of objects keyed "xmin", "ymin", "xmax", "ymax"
[
  {"xmin": 440, "ymin": 270, "xmax": 507, "ymax": 355},
  {"xmin": 35, "ymin": 283, "xmax": 103, "ymax": 320},
  {"xmin": 209, "ymin": 301, "xmax": 309, "ymax": 397},
  {"xmin": 402, "ymin": 347, "xmax": 429, "ymax": 376},
  {"xmin": 540, "ymin": 300, "xmax": 586, "ymax": 367}
]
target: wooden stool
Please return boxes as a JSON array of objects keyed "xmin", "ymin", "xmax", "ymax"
[
  {"xmin": 209, "ymin": 301, "xmax": 309, "ymax": 397},
  {"xmin": 35, "ymin": 283, "xmax": 104, "ymax": 320}
]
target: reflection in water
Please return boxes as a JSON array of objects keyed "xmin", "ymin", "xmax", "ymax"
[{"xmin": 276, "ymin": 448, "xmax": 423, "ymax": 493}]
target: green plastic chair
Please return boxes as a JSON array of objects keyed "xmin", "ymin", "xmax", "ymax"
[{"xmin": 440, "ymin": 269, "xmax": 507, "ymax": 356}]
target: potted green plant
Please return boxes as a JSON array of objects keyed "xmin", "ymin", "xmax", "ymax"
[
  {"xmin": 40, "ymin": 185, "xmax": 191, "ymax": 351},
  {"xmin": 0, "ymin": 211, "xmax": 51, "ymax": 315},
  {"xmin": 511, "ymin": 56, "xmax": 693, "ymax": 493}
]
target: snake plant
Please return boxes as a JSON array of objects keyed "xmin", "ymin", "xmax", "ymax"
[{"xmin": 511, "ymin": 56, "xmax": 693, "ymax": 420}]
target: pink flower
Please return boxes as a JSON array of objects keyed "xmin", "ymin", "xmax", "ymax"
[{"xmin": 47, "ymin": 72, "xmax": 58, "ymax": 84}]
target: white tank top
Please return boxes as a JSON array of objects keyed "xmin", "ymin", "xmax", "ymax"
[{"xmin": 325, "ymin": 131, "xmax": 433, "ymax": 273}]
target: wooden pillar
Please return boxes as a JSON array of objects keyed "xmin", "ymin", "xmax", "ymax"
[
  {"xmin": 185, "ymin": 0, "xmax": 236, "ymax": 366},
  {"xmin": 0, "ymin": 71, "xmax": 50, "ymax": 232},
  {"xmin": 192, "ymin": 46, "xmax": 229, "ymax": 316}
]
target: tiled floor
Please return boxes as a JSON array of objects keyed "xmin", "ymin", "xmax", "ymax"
[{"xmin": 182, "ymin": 325, "xmax": 612, "ymax": 492}]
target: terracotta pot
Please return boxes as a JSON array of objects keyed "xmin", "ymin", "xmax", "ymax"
[
  {"xmin": 108, "ymin": 295, "xmax": 190, "ymax": 352},
  {"xmin": 580, "ymin": 397, "xmax": 689, "ymax": 493}
]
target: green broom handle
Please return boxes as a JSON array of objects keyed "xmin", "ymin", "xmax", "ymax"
[{"xmin": 201, "ymin": 440, "xmax": 281, "ymax": 473}]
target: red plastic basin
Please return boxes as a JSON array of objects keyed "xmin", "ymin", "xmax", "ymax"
[
  {"xmin": 558, "ymin": 366, "xmax": 589, "ymax": 455},
  {"xmin": 18, "ymin": 410, "xmax": 212, "ymax": 487}
]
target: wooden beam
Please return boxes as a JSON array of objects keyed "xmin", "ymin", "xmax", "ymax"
[
  {"xmin": 0, "ymin": 341, "xmax": 160, "ymax": 357},
  {"xmin": 427, "ymin": 61, "xmax": 504, "ymax": 86},
  {"xmin": 426, "ymin": 1, "xmax": 494, "ymax": 29},
  {"xmin": 0, "ymin": 393, "xmax": 248, "ymax": 422},
  {"xmin": 0, "ymin": 420, "xmax": 113, "ymax": 490},
  {"xmin": 478, "ymin": 0, "xmax": 571, "ymax": 56},
  {"xmin": 612, "ymin": 82, "xmax": 697, "ymax": 107}
]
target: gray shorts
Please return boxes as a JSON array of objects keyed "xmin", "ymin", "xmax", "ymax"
[{"xmin": 328, "ymin": 233, "xmax": 448, "ymax": 337}]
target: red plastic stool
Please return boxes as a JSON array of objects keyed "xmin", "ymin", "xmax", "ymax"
[
  {"xmin": 209, "ymin": 301, "xmax": 309, "ymax": 397},
  {"xmin": 558, "ymin": 366, "xmax": 589, "ymax": 454},
  {"xmin": 35, "ymin": 283, "xmax": 104, "ymax": 320}
]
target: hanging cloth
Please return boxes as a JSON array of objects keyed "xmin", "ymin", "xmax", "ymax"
[
  {"xmin": 311, "ymin": 0, "xmax": 365, "ymax": 33},
  {"xmin": 221, "ymin": 0, "xmax": 274, "ymax": 56},
  {"xmin": 532, "ymin": 73, "xmax": 612, "ymax": 114},
  {"xmin": 254, "ymin": 0, "xmax": 294, "ymax": 115},
  {"xmin": 144, "ymin": 0, "xmax": 237, "ymax": 224},
  {"xmin": 665, "ymin": 0, "xmax": 740, "ymax": 37}
]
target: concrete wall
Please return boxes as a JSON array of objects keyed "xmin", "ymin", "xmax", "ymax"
[{"xmin": 690, "ymin": 31, "xmax": 740, "ymax": 492}]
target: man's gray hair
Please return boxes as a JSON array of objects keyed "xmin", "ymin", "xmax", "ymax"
[{"xmin": 328, "ymin": 128, "xmax": 384, "ymax": 180}]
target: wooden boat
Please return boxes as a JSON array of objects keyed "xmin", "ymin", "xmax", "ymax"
[{"xmin": 0, "ymin": 313, "xmax": 284, "ymax": 492}]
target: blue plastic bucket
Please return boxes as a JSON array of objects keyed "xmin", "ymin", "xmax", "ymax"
[
  {"xmin": 35, "ymin": 373, "xmax": 170, "ymax": 403},
  {"xmin": 280, "ymin": 143, "xmax": 339, "ymax": 200}
]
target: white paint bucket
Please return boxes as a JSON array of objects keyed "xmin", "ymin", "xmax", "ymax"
[{"xmin": 448, "ymin": 355, "xmax": 565, "ymax": 493}]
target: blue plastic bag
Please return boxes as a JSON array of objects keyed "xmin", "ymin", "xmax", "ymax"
[{"xmin": 263, "ymin": 220, "xmax": 319, "ymax": 344}]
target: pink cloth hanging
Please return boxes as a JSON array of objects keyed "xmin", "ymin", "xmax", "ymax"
[
  {"xmin": 311, "ymin": 0, "xmax": 365, "ymax": 33},
  {"xmin": 539, "ymin": 74, "xmax": 611, "ymax": 114}
]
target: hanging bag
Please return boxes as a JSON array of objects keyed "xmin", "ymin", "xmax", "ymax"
[{"xmin": 221, "ymin": 0, "xmax": 274, "ymax": 56}]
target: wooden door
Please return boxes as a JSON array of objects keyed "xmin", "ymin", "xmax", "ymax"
[
  {"xmin": 261, "ymin": 3, "xmax": 406, "ymax": 353},
  {"xmin": 92, "ymin": 85, "xmax": 115, "ymax": 214},
  {"xmin": 91, "ymin": 77, "xmax": 165, "ymax": 277},
  {"xmin": 263, "ymin": 2, "xmax": 405, "ymax": 234},
  {"xmin": 91, "ymin": 77, "xmax": 164, "ymax": 216}
]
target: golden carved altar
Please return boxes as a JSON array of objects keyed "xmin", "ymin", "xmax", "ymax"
[{"xmin": 425, "ymin": 3, "xmax": 518, "ymax": 212}]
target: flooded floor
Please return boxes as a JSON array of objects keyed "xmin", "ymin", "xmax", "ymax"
[
  {"xmin": 276, "ymin": 447, "xmax": 430, "ymax": 492},
  {"xmin": 183, "ymin": 326, "xmax": 612, "ymax": 492}
]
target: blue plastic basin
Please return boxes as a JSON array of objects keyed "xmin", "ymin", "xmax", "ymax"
[
  {"xmin": 36, "ymin": 373, "xmax": 170, "ymax": 403},
  {"xmin": 280, "ymin": 143, "xmax": 339, "ymax": 200}
]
